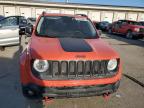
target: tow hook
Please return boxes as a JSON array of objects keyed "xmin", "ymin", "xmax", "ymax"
[{"xmin": 103, "ymin": 93, "xmax": 110, "ymax": 100}]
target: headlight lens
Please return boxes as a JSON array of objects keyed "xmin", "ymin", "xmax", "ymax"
[
  {"xmin": 107, "ymin": 59, "xmax": 118, "ymax": 71},
  {"xmin": 33, "ymin": 59, "xmax": 49, "ymax": 72},
  {"xmin": 134, "ymin": 28, "xmax": 140, "ymax": 32}
]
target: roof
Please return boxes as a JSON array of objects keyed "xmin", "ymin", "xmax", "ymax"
[{"xmin": 41, "ymin": 12, "xmax": 88, "ymax": 18}]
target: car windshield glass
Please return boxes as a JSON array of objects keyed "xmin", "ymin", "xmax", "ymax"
[
  {"xmin": 102, "ymin": 21, "xmax": 109, "ymax": 24},
  {"xmin": 139, "ymin": 22, "xmax": 144, "ymax": 26},
  {"xmin": 128, "ymin": 21, "xmax": 139, "ymax": 25},
  {"xmin": 36, "ymin": 16, "xmax": 97, "ymax": 39},
  {"xmin": 29, "ymin": 18, "xmax": 36, "ymax": 22},
  {"xmin": 29, "ymin": 18, "xmax": 36, "ymax": 21},
  {"xmin": 101, "ymin": 22, "xmax": 109, "ymax": 26}
]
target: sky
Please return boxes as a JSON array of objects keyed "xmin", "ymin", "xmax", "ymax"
[{"xmin": 37, "ymin": 0, "xmax": 144, "ymax": 7}]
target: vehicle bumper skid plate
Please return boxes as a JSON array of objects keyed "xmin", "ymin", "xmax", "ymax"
[
  {"xmin": 22, "ymin": 80, "xmax": 120, "ymax": 99},
  {"xmin": 132, "ymin": 32, "xmax": 144, "ymax": 37}
]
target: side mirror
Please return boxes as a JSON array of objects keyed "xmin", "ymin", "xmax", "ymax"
[
  {"xmin": 98, "ymin": 30, "xmax": 102, "ymax": 36},
  {"xmin": 25, "ymin": 25, "xmax": 33, "ymax": 37}
]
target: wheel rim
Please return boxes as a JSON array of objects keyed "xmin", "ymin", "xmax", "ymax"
[
  {"xmin": 126, "ymin": 32, "xmax": 132, "ymax": 39},
  {"xmin": 109, "ymin": 29, "xmax": 112, "ymax": 33}
]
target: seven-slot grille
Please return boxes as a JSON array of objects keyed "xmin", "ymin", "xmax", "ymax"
[{"xmin": 32, "ymin": 60, "xmax": 117, "ymax": 80}]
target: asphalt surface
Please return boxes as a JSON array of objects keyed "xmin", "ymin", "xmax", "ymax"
[{"xmin": 0, "ymin": 33, "xmax": 144, "ymax": 108}]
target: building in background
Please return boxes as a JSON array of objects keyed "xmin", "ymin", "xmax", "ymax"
[{"xmin": 0, "ymin": 0, "xmax": 144, "ymax": 22}]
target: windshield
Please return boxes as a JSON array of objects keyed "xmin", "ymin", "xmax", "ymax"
[
  {"xmin": 139, "ymin": 22, "xmax": 144, "ymax": 26},
  {"xmin": 29, "ymin": 18, "xmax": 36, "ymax": 21},
  {"xmin": 127, "ymin": 21, "xmax": 139, "ymax": 25},
  {"xmin": 100, "ymin": 21, "xmax": 109, "ymax": 26},
  {"xmin": 36, "ymin": 16, "xmax": 97, "ymax": 39},
  {"xmin": 28, "ymin": 18, "xmax": 36, "ymax": 25}
]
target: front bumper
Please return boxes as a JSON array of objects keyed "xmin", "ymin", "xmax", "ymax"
[
  {"xmin": 132, "ymin": 32, "xmax": 144, "ymax": 37},
  {"xmin": 22, "ymin": 80, "xmax": 120, "ymax": 99}
]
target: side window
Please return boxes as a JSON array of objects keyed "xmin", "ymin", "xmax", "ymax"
[
  {"xmin": 0, "ymin": 17, "xmax": 17, "ymax": 27},
  {"xmin": 121, "ymin": 21, "xmax": 127, "ymax": 25},
  {"xmin": 113, "ymin": 22, "xmax": 119, "ymax": 29},
  {"xmin": 115, "ymin": 21, "xmax": 122, "ymax": 28},
  {"xmin": 117, "ymin": 21, "xmax": 122, "ymax": 26},
  {"xmin": 0, "ymin": 19, "xmax": 6, "ymax": 25}
]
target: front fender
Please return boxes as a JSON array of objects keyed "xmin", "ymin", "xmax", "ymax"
[{"xmin": 20, "ymin": 49, "xmax": 31, "ymax": 84}]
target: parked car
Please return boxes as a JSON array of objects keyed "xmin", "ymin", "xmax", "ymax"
[
  {"xmin": 139, "ymin": 21, "xmax": 144, "ymax": 26},
  {"xmin": 0, "ymin": 16, "xmax": 27, "ymax": 33},
  {"xmin": 25, "ymin": 17, "xmax": 36, "ymax": 37},
  {"xmin": 27, "ymin": 17, "xmax": 36, "ymax": 26},
  {"xmin": 0, "ymin": 15, "xmax": 5, "ymax": 20},
  {"xmin": 20, "ymin": 13, "xmax": 122, "ymax": 99},
  {"xmin": 108, "ymin": 20, "xmax": 144, "ymax": 39},
  {"xmin": 0, "ymin": 25, "xmax": 19, "ymax": 49},
  {"xmin": 99, "ymin": 21, "xmax": 110, "ymax": 31},
  {"xmin": 0, "ymin": 16, "xmax": 27, "ymax": 48},
  {"xmin": 93, "ymin": 21, "xmax": 100, "ymax": 30}
]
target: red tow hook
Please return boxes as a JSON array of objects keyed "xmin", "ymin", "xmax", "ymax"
[
  {"xmin": 103, "ymin": 93, "xmax": 110, "ymax": 100},
  {"xmin": 42, "ymin": 96, "xmax": 53, "ymax": 105}
]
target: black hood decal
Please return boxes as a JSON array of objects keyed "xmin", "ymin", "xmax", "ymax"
[{"xmin": 59, "ymin": 38, "xmax": 93, "ymax": 52}]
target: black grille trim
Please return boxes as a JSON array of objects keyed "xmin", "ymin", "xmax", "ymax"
[{"xmin": 31, "ymin": 60, "xmax": 119, "ymax": 80}]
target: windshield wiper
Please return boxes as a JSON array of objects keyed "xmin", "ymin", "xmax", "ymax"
[{"xmin": 66, "ymin": 36, "xmax": 95, "ymax": 39}]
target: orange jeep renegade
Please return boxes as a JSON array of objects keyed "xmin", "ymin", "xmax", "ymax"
[{"xmin": 20, "ymin": 13, "xmax": 122, "ymax": 99}]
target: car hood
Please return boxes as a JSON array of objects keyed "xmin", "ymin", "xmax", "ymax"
[{"xmin": 30, "ymin": 36, "xmax": 119, "ymax": 60}]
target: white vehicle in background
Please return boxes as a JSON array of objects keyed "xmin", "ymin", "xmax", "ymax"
[
  {"xmin": 0, "ymin": 16, "xmax": 27, "ymax": 50},
  {"xmin": 0, "ymin": 24, "xmax": 19, "ymax": 46}
]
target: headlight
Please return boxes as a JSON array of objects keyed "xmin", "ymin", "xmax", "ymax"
[
  {"xmin": 134, "ymin": 28, "xmax": 140, "ymax": 32},
  {"xmin": 107, "ymin": 59, "xmax": 118, "ymax": 71},
  {"xmin": 33, "ymin": 59, "xmax": 49, "ymax": 72}
]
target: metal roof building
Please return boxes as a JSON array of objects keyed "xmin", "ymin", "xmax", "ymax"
[{"xmin": 0, "ymin": 0, "xmax": 144, "ymax": 22}]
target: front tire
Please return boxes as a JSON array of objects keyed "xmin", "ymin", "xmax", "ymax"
[
  {"xmin": 108, "ymin": 29, "xmax": 113, "ymax": 34},
  {"xmin": 126, "ymin": 31, "xmax": 133, "ymax": 39}
]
